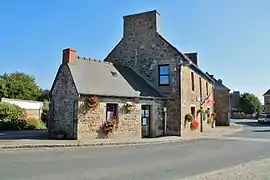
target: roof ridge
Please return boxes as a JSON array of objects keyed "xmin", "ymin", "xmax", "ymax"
[{"xmin": 76, "ymin": 56, "xmax": 113, "ymax": 65}]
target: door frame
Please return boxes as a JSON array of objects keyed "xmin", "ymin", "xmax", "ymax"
[{"xmin": 141, "ymin": 105, "xmax": 151, "ymax": 138}]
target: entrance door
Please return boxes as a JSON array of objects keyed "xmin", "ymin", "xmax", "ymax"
[{"xmin": 141, "ymin": 105, "xmax": 151, "ymax": 138}]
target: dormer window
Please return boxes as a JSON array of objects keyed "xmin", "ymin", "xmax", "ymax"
[{"xmin": 158, "ymin": 64, "xmax": 170, "ymax": 86}]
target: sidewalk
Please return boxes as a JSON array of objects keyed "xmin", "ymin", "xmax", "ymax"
[
  {"xmin": 0, "ymin": 123, "xmax": 242, "ymax": 150},
  {"xmin": 180, "ymin": 158, "xmax": 270, "ymax": 180}
]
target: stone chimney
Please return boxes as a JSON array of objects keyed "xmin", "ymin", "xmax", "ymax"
[
  {"xmin": 185, "ymin": 52, "xmax": 198, "ymax": 65},
  {"xmin": 62, "ymin": 48, "xmax": 76, "ymax": 64},
  {"xmin": 123, "ymin": 10, "xmax": 160, "ymax": 37},
  {"xmin": 217, "ymin": 79, "xmax": 223, "ymax": 84}
]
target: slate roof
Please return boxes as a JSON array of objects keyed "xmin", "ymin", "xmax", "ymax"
[
  {"xmin": 104, "ymin": 34, "xmax": 214, "ymax": 84},
  {"xmin": 67, "ymin": 59, "xmax": 162, "ymax": 98},
  {"xmin": 114, "ymin": 65, "xmax": 162, "ymax": 97},
  {"xmin": 263, "ymin": 89, "xmax": 270, "ymax": 96}
]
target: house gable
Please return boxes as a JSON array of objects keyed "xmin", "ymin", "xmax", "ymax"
[
  {"xmin": 49, "ymin": 64, "xmax": 78, "ymax": 99},
  {"xmin": 263, "ymin": 89, "xmax": 270, "ymax": 96},
  {"xmin": 49, "ymin": 64, "xmax": 79, "ymax": 139},
  {"xmin": 104, "ymin": 10, "xmax": 213, "ymax": 97}
]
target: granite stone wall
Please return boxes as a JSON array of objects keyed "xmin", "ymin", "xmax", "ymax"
[
  {"xmin": 105, "ymin": 11, "xmax": 182, "ymax": 135},
  {"xmin": 49, "ymin": 65, "xmax": 79, "ymax": 139},
  {"xmin": 105, "ymin": 10, "xmax": 216, "ymax": 136},
  {"xmin": 214, "ymin": 88, "xmax": 230, "ymax": 126},
  {"xmin": 181, "ymin": 66, "xmax": 214, "ymax": 136},
  {"xmin": 77, "ymin": 96, "xmax": 165, "ymax": 140}
]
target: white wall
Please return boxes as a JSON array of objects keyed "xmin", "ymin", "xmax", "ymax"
[{"xmin": 1, "ymin": 98, "xmax": 43, "ymax": 110}]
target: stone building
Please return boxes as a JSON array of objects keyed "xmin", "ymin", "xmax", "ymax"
[
  {"xmin": 206, "ymin": 74, "xmax": 230, "ymax": 126},
  {"xmin": 49, "ymin": 10, "xmax": 218, "ymax": 140},
  {"xmin": 230, "ymin": 91, "xmax": 241, "ymax": 112},
  {"xmin": 49, "ymin": 48, "xmax": 166, "ymax": 140},
  {"xmin": 105, "ymin": 10, "xmax": 216, "ymax": 137},
  {"xmin": 263, "ymin": 89, "xmax": 270, "ymax": 113}
]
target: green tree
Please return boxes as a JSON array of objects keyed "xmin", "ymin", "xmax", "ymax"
[
  {"xmin": 0, "ymin": 72, "xmax": 42, "ymax": 100},
  {"xmin": 239, "ymin": 93, "xmax": 262, "ymax": 114},
  {"xmin": 41, "ymin": 99, "xmax": 50, "ymax": 127},
  {"xmin": 38, "ymin": 89, "xmax": 50, "ymax": 101}
]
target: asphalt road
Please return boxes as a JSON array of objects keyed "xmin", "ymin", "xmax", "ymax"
[{"xmin": 1, "ymin": 119, "xmax": 270, "ymax": 180}]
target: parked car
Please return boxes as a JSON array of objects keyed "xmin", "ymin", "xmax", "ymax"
[{"xmin": 257, "ymin": 114, "xmax": 270, "ymax": 123}]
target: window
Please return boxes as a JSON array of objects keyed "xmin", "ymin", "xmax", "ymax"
[
  {"xmin": 106, "ymin": 103, "xmax": 118, "ymax": 121},
  {"xmin": 158, "ymin": 65, "xmax": 170, "ymax": 86},
  {"xmin": 191, "ymin": 106, "xmax": 196, "ymax": 118},
  {"xmin": 206, "ymin": 82, "xmax": 209, "ymax": 95},
  {"xmin": 191, "ymin": 72, "xmax": 195, "ymax": 91}
]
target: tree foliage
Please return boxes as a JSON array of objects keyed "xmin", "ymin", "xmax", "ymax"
[
  {"xmin": 38, "ymin": 89, "xmax": 50, "ymax": 101},
  {"xmin": 0, "ymin": 72, "xmax": 43, "ymax": 100},
  {"xmin": 41, "ymin": 99, "xmax": 50, "ymax": 127},
  {"xmin": 239, "ymin": 93, "xmax": 262, "ymax": 114}
]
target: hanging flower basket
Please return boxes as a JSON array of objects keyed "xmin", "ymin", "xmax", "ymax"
[
  {"xmin": 211, "ymin": 112, "xmax": 217, "ymax": 120},
  {"xmin": 205, "ymin": 109, "xmax": 210, "ymax": 115},
  {"xmin": 196, "ymin": 109, "xmax": 204, "ymax": 117},
  {"xmin": 185, "ymin": 114, "xmax": 193, "ymax": 122},
  {"xmin": 207, "ymin": 118, "xmax": 212, "ymax": 125},
  {"xmin": 100, "ymin": 116, "xmax": 119, "ymax": 136},
  {"xmin": 190, "ymin": 119, "xmax": 199, "ymax": 131},
  {"xmin": 124, "ymin": 102, "xmax": 136, "ymax": 113},
  {"xmin": 85, "ymin": 96, "xmax": 99, "ymax": 110}
]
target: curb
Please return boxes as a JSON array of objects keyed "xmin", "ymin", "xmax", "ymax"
[{"xmin": 0, "ymin": 138, "xmax": 198, "ymax": 150}]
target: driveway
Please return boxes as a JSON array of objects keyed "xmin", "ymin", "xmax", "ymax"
[{"xmin": 0, "ymin": 119, "xmax": 270, "ymax": 180}]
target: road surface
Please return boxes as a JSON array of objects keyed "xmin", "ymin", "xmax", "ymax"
[{"xmin": 1, "ymin": 119, "xmax": 270, "ymax": 180}]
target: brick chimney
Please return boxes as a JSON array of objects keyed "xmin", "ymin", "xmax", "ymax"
[
  {"xmin": 62, "ymin": 48, "xmax": 76, "ymax": 64},
  {"xmin": 185, "ymin": 52, "xmax": 198, "ymax": 66},
  {"xmin": 123, "ymin": 10, "xmax": 160, "ymax": 37}
]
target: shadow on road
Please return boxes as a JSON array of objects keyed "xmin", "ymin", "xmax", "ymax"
[
  {"xmin": 253, "ymin": 129, "xmax": 270, "ymax": 133},
  {"xmin": 233, "ymin": 121, "xmax": 270, "ymax": 127},
  {"xmin": 0, "ymin": 130, "xmax": 48, "ymax": 140}
]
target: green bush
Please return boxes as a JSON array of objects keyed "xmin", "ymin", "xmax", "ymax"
[
  {"xmin": 41, "ymin": 100, "xmax": 49, "ymax": 127},
  {"xmin": 0, "ymin": 102, "xmax": 27, "ymax": 131},
  {"xmin": 26, "ymin": 118, "xmax": 47, "ymax": 130}
]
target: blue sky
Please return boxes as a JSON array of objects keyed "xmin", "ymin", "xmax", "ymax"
[{"xmin": 0, "ymin": 0, "xmax": 269, "ymax": 102}]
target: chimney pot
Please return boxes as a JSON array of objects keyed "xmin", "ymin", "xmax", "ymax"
[
  {"xmin": 62, "ymin": 48, "xmax": 76, "ymax": 64},
  {"xmin": 217, "ymin": 79, "xmax": 222, "ymax": 83}
]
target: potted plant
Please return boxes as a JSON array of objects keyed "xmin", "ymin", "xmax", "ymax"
[
  {"xmin": 85, "ymin": 96, "xmax": 99, "ymax": 110},
  {"xmin": 190, "ymin": 119, "xmax": 199, "ymax": 131},
  {"xmin": 196, "ymin": 109, "xmax": 204, "ymax": 117},
  {"xmin": 211, "ymin": 112, "xmax": 217, "ymax": 128},
  {"xmin": 101, "ymin": 116, "xmax": 119, "ymax": 137},
  {"xmin": 124, "ymin": 102, "xmax": 136, "ymax": 113},
  {"xmin": 185, "ymin": 114, "xmax": 193, "ymax": 122},
  {"xmin": 184, "ymin": 114, "xmax": 193, "ymax": 128},
  {"xmin": 207, "ymin": 118, "xmax": 212, "ymax": 125}
]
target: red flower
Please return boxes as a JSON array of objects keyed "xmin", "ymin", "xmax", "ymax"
[{"xmin": 190, "ymin": 119, "xmax": 199, "ymax": 130}]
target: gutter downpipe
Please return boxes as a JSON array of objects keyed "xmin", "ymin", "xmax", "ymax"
[{"xmin": 178, "ymin": 62, "xmax": 183, "ymax": 136}]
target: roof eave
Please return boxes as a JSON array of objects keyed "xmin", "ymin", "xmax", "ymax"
[
  {"xmin": 78, "ymin": 93, "xmax": 167, "ymax": 100},
  {"xmin": 158, "ymin": 34, "xmax": 214, "ymax": 83}
]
